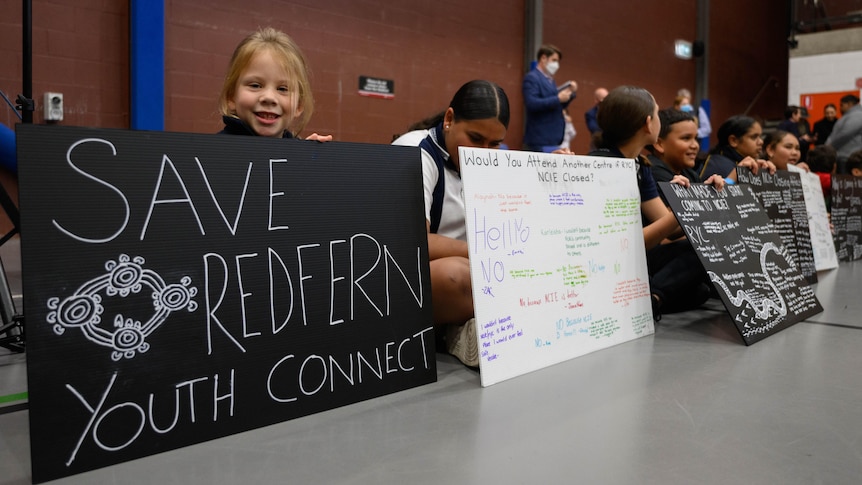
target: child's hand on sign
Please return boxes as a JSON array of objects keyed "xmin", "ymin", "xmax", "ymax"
[
  {"xmin": 305, "ymin": 133, "xmax": 333, "ymax": 142},
  {"xmin": 703, "ymin": 174, "xmax": 726, "ymax": 191},
  {"xmin": 669, "ymin": 174, "xmax": 691, "ymax": 188},
  {"xmin": 739, "ymin": 157, "xmax": 776, "ymax": 175},
  {"xmin": 792, "ymin": 161, "xmax": 811, "ymax": 172}
]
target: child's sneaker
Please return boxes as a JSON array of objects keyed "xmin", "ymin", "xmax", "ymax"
[{"xmin": 446, "ymin": 318, "xmax": 479, "ymax": 368}]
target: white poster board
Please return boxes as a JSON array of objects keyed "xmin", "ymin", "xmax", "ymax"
[
  {"xmin": 459, "ymin": 148, "xmax": 654, "ymax": 386},
  {"xmin": 788, "ymin": 164, "xmax": 838, "ymax": 270}
]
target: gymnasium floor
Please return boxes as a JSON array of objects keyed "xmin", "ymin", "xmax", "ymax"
[{"xmin": 2, "ymin": 236, "xmax": 862, "ymax": 484}]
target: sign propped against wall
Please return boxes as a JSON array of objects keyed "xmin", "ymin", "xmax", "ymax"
[
  {"xmin": 460, "ymin": 149, "xmax": 653, "ymax": 386},
  {"xmin": 659, "ymin": 182, "xmax": 822, "ymax": 345},
  {"xmin": 787, "ymin": 164, "xmax": 838, "ymax": 271},
  {"xmin": 17, "ymin": 125, "xmax": 435, "ymax": 483},
  {"xmin": 831, "ymin": 174, "xmax": 862, "ymax": 262}
]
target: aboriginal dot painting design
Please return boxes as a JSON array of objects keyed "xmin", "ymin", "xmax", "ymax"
[{"xmin": 46, "ymin": 254, "xmax": 198, "ymax": 361}]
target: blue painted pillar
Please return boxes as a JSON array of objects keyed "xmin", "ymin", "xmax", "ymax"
[{"xmin": 130, "ymin": 0, "xmax": 164, "ymax": 130}]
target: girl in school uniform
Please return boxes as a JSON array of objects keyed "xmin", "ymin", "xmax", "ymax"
[
  {"xmin": 763, "ymin": 130, "xmax": 808, "ymax": 171},
  {"xmin": 696, "ymin": 115, "xmax": 773, "ymax": 182},
  {"xmin": 589, "ymin": 86, "xmax": 716, "ymax": 318},
  {"xmin": 392, "ymin": 80, "xmax": 510, "ymax": 366}
]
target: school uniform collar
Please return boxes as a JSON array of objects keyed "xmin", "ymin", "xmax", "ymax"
[
  {"xmin": 430, "ymin": 123, "xmax": 459, "ymax": 175},
  {"xmin": 716, "ymin": 145, "xmax": 744, "ymax": 163},
  {"xmin": 592, "ymin": 146, "xmax": 647, "ymax": 166}
]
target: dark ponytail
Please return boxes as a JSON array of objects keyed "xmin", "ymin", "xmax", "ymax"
[
  {"xmin": 449, "ymin": 80, "xmax": 510, "ymax": 129},
  {"xmin": 711, "ymin": 115, "xmax": 757, "ymax": 154}
]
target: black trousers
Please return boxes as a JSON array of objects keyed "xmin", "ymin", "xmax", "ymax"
[{"xmin": 647, "ymin": 239, "xmax": 711, "ymax": 314}]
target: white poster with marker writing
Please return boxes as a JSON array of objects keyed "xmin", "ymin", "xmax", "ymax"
[
  {"xmin": 459, "ymin": 148, "xmax": 654, "ymax": 386},
  {"xmin": 787, "ymin": 164, "xmax": 838, "ymax": 271}
]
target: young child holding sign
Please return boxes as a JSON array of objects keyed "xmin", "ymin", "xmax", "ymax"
[
  {"xmin": 696, "ymin": 115, "xmax": 774, "ymax": 182},
  {"xmin": 763, "ymin": 130, "xmax": 808, "ymax": 171},
  {"xmin": 218, "ymin": 27, "xmax": 331, "ymax": 141},
  {"xmin": 645, "ymin": 107, "xmax": 730, "ymax": 314},
  {"xmin": 392, "ymin": 80, "xmax": 510, "ymax": 367},
  {"xmin": 648, "ymin": 108, "xmax": 724, "ymax": 186}
]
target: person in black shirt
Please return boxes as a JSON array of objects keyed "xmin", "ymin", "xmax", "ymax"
[{"xmin": 812, "ymin": 103, "xmax": 838, "ymax": 146}]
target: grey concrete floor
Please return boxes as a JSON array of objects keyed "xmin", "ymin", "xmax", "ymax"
[{"xmin": 2, "ymin": 241, "xmax": 861, "ymax": 484}]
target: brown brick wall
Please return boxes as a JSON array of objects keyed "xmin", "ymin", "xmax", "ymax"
[
  {"xmin": 541, "ymin": 1, "xmax": 793, "ymax": 153},
  {"xmin": 1, "ymin": 0, "xmax": 795, "ymax": 149},
  {"xmin": 164, "ymin": 0, "xmax": 526, "ymax": 146},
  {"xmin": 543, "ymin": 0, "xmax": 699, "ymax": 153},
  {"xmin": 0, "ymin": 0, "xmax": 128, "ymax": 129},
  {"xmin": 0, "ymin": 0, "xmax": 800, "ymax": 233},
  {"xmin": 0, "ymin": 0, "xmax": 129, "ymax": 235},
  {"xmin": 707, "ymin": 1, "xmax": 791, "ymax": 139}
]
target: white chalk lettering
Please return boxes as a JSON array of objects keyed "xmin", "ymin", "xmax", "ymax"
[
  {"xmin": 299, "ymin": 355, "xmax": 328, "ymax": 396},
  {"xmin": 92, "ymin": 402, "xmax": 145, "ymax": 451},
  {"xmin": 351, "ymin": 233, "xmax": 384, "ymax": 319},
  {"xmin": 269, "ymin": 247, "xmax": 294, "ymax": 334},
  {"xmin": 266, "ymin": 328, "xmax": 434, "ymax": 403},
  {"xmin": 53, "ymin": 138, "xmax": 130, "ymax": 243},
  {"xmin": 296, "ymin": 243, "xmax": 321, "ymax": 326},
  {"xmin": 147, "ymin": 388, "xmax": 180, "ymax": 434},
  {"xmin": 204, "ymin": 252, "xmax": 247, "ymax": 354},
  {"xmin": 212, "ymin": 369, "xmax": 235, "ymax": 421},
  {"xmin": 330, "ymin": 239, "xmax": 347, "ymax": 326},
  {"xmin": 384, "ymin": 245, "xmax": 424, "ymax": 315},
  {"xmin": 267, "ymin": 354, "xmax": 298, "ymax": 403},
  {"xmin": 196, "ymin": 157, "xmax": 252, "ymax": 235},
  {"xmin": 397, "ymin": 338, "xmax": 415, "ymax": 371},
  {"xmin": 205, "ymin": 238, "xmax": 424, "ymax": 351},
  {"xmin": 235, "ymin": 252, "xmax": 261, "ymax": 338},
  {"xmin": 66, "ymin": 370, "xmax": 235, "ymax": 465},
  {"xmin": 268, "ymin": 158, "xmax": 289, "ymax": 231},
  {"xmin": 175, "ymin": 376, "xmax": 208, "ymax": 423},
  {"xmin": 140, "ymin": 155, "xmax": 205, "ymax": 240}
]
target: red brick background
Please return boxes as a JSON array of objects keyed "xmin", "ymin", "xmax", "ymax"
[
  {"xmin": 163, "ymin": 1, "xmax": 525, "ymax": 145},
  {"xmin": 0, "ymin": 0, "xmax": 804, "ymax": 153},
  {"xmin": 0, "ymin": 0, "xmax": 846, "ymax": 235}
]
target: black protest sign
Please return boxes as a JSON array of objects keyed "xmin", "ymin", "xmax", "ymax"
[
  {"xmin": 17, "ymin": 125, "xmax": 435, "ymax": 483},
  {"xmin": 831, "ymin": 175, "xmax": 862, "ymax": 261},
  {"xmin": 735, "ymin": 167, "xmax": 817, "ymax": 284},
  {"xmin": 658, "ymin": 182, "xmax": 822, "ymax": 345}
]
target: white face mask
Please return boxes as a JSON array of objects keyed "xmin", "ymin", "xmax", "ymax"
[{"xmin": 545, "ymin": 60, "xmax": 559, "ymax": 76}]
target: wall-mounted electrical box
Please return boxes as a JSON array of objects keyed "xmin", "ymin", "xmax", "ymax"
[{"xmin": 43, "ymin": 92, "xmax": 64, "ymax": 121}]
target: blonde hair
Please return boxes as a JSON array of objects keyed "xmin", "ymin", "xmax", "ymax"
[{"xmin": 218, "ymin": 27, "xmax": 314, "ymax": 135}]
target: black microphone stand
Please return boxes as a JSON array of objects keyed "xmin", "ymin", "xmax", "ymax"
[{"xmin": 1, "ymin": 0, "xmax": 30, "ymax": 352}]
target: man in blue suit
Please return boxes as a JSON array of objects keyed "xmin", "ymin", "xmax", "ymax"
[{"xmin": 522, "ymin": 44, "xmax": 577, "ymax": 152}]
